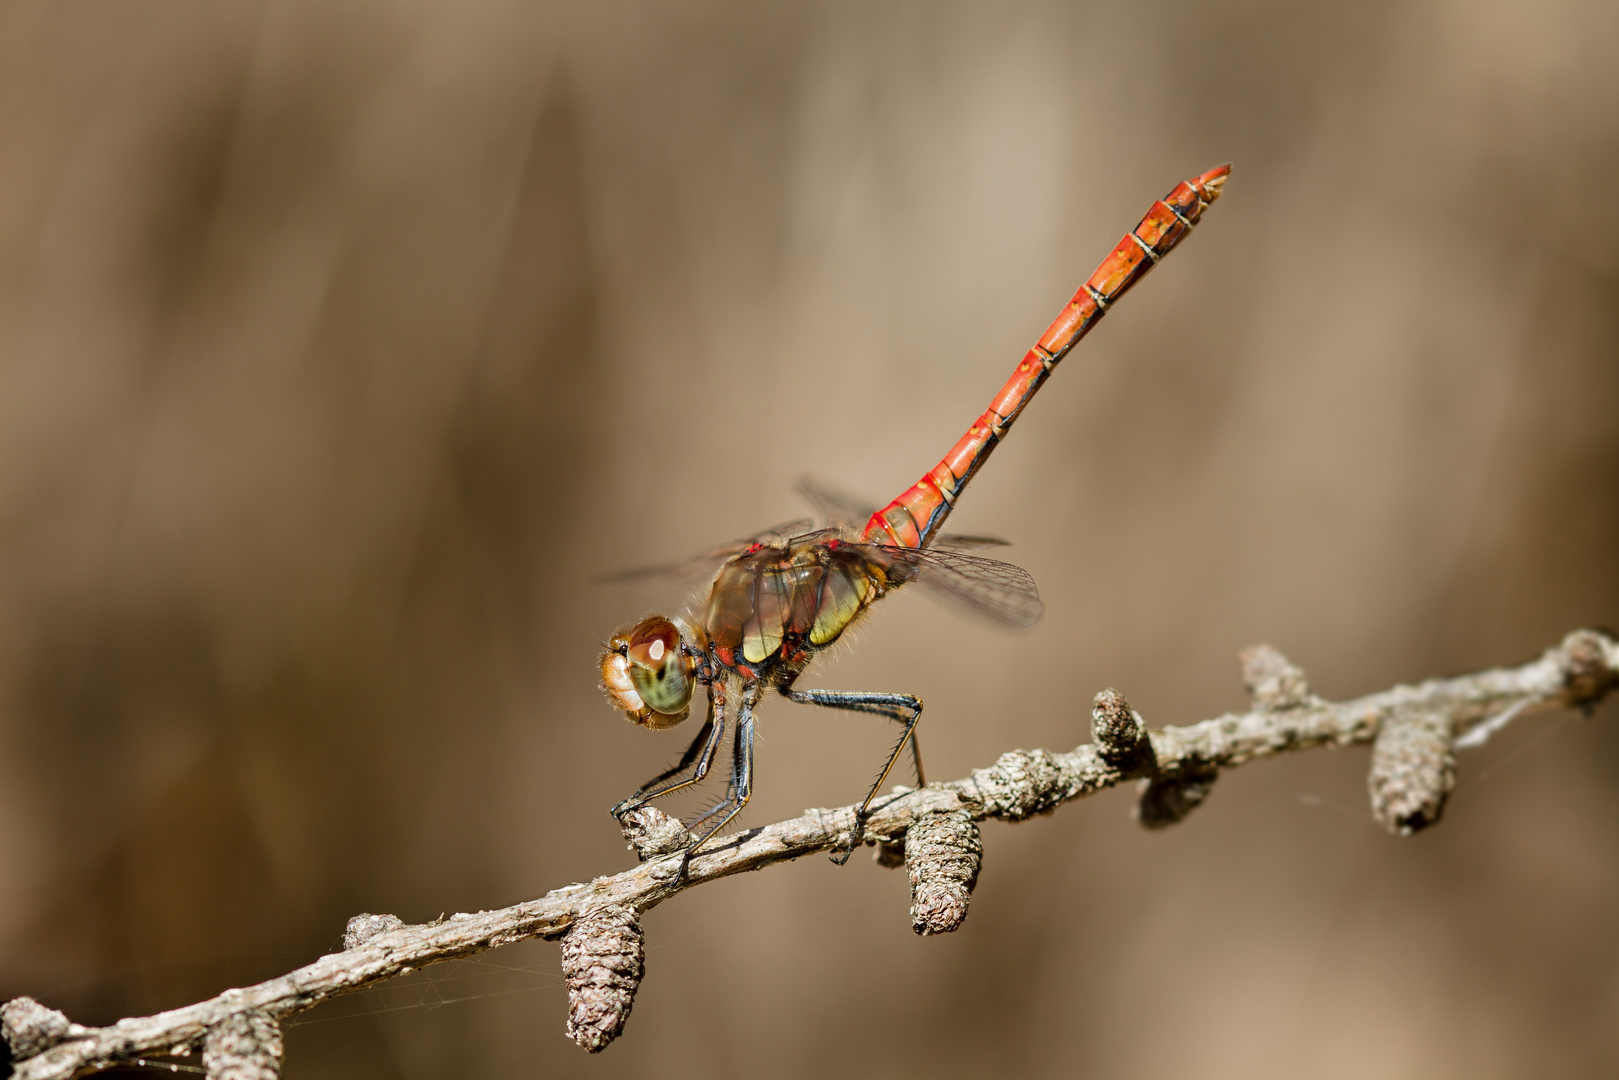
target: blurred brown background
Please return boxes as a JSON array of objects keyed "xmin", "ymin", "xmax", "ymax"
[{"xmin": 1, "ymin": 0, "xmax": 1616, "ymax": 1076}]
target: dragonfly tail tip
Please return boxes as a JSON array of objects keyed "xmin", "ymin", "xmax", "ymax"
[{"xmin": 1197, "ymin": 163, "xmax": 1232, "ymax": 201}]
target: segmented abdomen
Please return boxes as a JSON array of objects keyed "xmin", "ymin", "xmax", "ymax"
[{"xmin": 863, "ymin": 164, "xmax": 1231, "ymax": 549}]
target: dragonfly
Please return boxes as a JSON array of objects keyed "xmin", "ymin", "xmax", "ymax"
[{"xmin": 599, "ymin": 164, "xmax": 1230, "ymax": 865}]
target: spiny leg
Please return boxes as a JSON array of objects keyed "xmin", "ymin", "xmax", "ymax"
[
  {"xmin": 611, "ymin": 685, "xmax": 726, "ymax": 820},
  {"xmin": 612, "ymin": 717, "xmax": 715, "ymax": 817},
  {"xmin": 679, "ymin": 689, "xmax": 758, "ymax": 873},
  {"xmin": 781, "ymin": 687, "xmax": 923, "ymax": 864},
  {"xmin": 685, "ymin": 773, "xmax": 740, "ymax": 833}
]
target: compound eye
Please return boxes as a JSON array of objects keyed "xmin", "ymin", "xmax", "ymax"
[
  {"xmin": 625, "ymin": 616, "xmax": 695, "ymax": 719},
  {"xmin": 626, "ymin": 617, "xmax": 680, "ymax": 670}
]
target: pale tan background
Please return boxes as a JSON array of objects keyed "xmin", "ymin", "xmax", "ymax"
[{"xmin": 1, "ymin": 1, "xmax": 1616, "ymax": 1077}]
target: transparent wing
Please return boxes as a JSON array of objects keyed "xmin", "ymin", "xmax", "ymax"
[
  {"xmin": 852, "ymin": 543, "xmax": 1044, "ymax": 631},
  {"xmin": 593, "ymin": 518, "xmax": 817, "ymax": 584},
  {"xmin": 794, "ymin": 477, "xmax": 872, "ymax": 529},
  {"xmin": 929, "ymin": 532, "xmax": 1012, "ymax": 552},
  {"xmin": 795, "ymin": 476, "xmax": 1010, "ymax": 552}
]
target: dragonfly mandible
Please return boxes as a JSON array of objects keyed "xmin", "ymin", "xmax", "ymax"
[{"xmin": 599, "ymin": 164, "xmax": 1230, "ymax": 865}]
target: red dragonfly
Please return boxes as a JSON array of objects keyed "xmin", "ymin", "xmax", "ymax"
[{"xmin": 600, "ymin": 164, "xmax": 1230, "ymax": 864}]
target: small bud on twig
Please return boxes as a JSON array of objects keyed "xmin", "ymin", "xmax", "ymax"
[
  {"xmin": 2, "ymin": 997, "xmax": 72, "ymax": 1059},
  {"xmin": 1368, "ymin": 709, "xmax": 1455, "ymax": 835},
  {"xmin": 905, "ymin": 810, "xmax": 982, "ymax": 935},
  {"xmin": 619, "ymin": 805, "xmax": 693, "ymax": 861},
  {"xmin": 1091, "ymin": 688, "xmax": 1154, "ymax": 773},
  {"xmin": 1138, "ymin": 759, "xmax": 1220, "ymax": 829},
  {"xmin": 1240, "ymin": 644, "xmax": 1312, "ymax": 710},
  {"xmin": 1559, "ymin": 629, "xmax": 1619, "ymax": 711},
  {"xmin": 560, "ymin": 906, "xmax": 644, "ymax": 1053},
  {"xmin": 344, "ymin": 913, "xmax": 404, "ymax": 950},
  {"xmin": 202, "ymin": 1012, "xmax": 283, "ymax": 1080}
]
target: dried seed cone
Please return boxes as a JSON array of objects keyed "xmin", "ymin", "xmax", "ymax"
[
  {"xmin": 1369, "ymin": 709, "xmax": 1456, "ymax": 835},
  {"xmin": 1091, "ymin": 689, "xmax": 1154, "ymax": 774},
  {"xmin": 2, "ymin": 997, "xmax": 71, "ymax": 1059},
  {"xmin": 906, "ymin": 810, "xmax": 982, "ymax": 935},
  {"xmin": 560, "ymin": 906, "xmax": 645, "ymax": 1053},
  {"xmin": 202, "ymin": 1011, "xmax": 283, "ymax": 1080}
]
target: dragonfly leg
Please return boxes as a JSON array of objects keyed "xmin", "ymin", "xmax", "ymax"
[
  {"xmin": 780, "ymin": 687, "xmax": 924, "ymax": 864},
  {"xmin": 684, "ymin": 760, "xmax": 744, "ymax": 832},
  {"xmin": 611, "ymin": 685, "xmax": 726, "ymax": 820},
  {"xmin": 677, "ymin": 690, "xmax": 757, "ymax": 876},
  {"xmin": 685, "ymin": 782, "xmax": 737, "ymax": 833}
]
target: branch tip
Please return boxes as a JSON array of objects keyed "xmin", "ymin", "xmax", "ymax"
[
  {"xmin": 2, "ymin": 997, "xmax": 72, "ymax": 1060},
  {"xmin": 1558, "ymin": 629, "xmax": 1619, "ymax": 711},
  {"xmin": 1240, "ymin": 644, "xmax": 1312, "ymax": 710}
]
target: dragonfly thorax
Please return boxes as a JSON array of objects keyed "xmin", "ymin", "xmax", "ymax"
[{"xmin": 703, "ymin": 536, "xmax": 896, "ymax": 675}]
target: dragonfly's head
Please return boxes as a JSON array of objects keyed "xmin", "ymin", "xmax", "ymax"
[{"xmin": 600, "ymin": 615, "xmax": 703, "ymax": 729}]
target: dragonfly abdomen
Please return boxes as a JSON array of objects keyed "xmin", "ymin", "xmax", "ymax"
[{"xmin": 862, "ymin": 164, "xmax": 1230, "ymax": 551}]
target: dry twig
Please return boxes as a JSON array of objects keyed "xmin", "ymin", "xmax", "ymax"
[{"xmin": 4, "ymin": 629, "xmax": 1614, "ymax": 1078}]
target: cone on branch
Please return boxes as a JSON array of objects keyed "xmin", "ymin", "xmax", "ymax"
[
  {"xmin": 560, "ymin": 906, "xmax": 645, "ymax": 1053},
  {"xmin": 905, "ymin": 809, "xmax": 983, "ymax": 935},
  {"xmin": 202, "ymin": 1011, "xmax": 283, "ymax": 1080},
  {"xmin": 1092, "ymin": 688, "xmax": 1155, "ymax": 774},
  {"xmin": 1369, "ymin": 708, "xmax": 1456, "ymax": 835}
]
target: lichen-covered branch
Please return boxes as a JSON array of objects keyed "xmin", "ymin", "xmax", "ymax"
[{"xmin": 5, "ymin": 630, "xmax": 1614, "ymax": 1078}]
